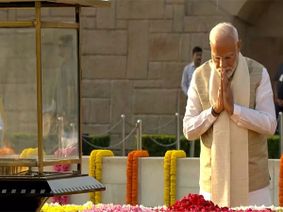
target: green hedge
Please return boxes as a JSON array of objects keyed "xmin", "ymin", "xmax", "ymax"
[
  {"xmin": 6, "ymin": 133, "xmax": 280, "ymax": 158},
  {"xmin": 8, "ymin": 133, "xmax": 57, "ymax": 154},
  {"xmin": 142, "ymin": 134, "xmax": 199, "ymax": 157},
  {"xmin": 268, "ymin": 134, "xmax": 280, "ymax": 159},
  {"xmin": 142, "ymin": 134, "xmax": 280, "ymax": 159},
  {"xmin": 7, "ymin": 133, "xmax": 110, "ymax": 155},
  {"xmin": 82, "ymin": 134, "xmax": 110, "ymax": 155}
]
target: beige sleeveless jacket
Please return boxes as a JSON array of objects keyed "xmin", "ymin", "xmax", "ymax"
[{"xmin": 194, "ymin": 57, "xmax": 269, "ymax": 193}]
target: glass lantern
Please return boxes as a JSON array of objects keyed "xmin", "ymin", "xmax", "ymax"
[
  {"xmin": 0, "ymin": 1, "xmax": 110, "ymax": 211},
  {"xmin": 0, "ymin": 24, "xmax": 81, "ymax": 174}
]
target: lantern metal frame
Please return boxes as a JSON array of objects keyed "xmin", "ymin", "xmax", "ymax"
[{"xmin": 0, "ymin": 1, "xmax": 110, "ymax": 211}]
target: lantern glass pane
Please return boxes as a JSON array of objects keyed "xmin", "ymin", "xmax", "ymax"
[
  {"xmin": 0, "ymin": 28, "xmax": 37, "ymax": 159},
  {"xmin": 42, "ymin": 29, "xmax": 79, "ymax": 161}
]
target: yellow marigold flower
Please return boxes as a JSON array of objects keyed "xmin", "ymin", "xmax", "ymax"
[
  {"xmin": 163, "ymin": 150, "xmax": 186, "ymax": 206},
  {"xmin": 89, "ymin": 150, "xmax": 114, "ymax": 204}
]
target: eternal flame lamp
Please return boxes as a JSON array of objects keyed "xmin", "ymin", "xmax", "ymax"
[{"xmin": 0, "ymin": 0, "xmax": 110, "ymax": 211}]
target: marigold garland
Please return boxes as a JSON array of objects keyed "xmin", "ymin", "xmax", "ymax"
[
  {"xmin": 89, "ymin": 150, "xmax": 100, "ymax": 178},
  {"xmin": 88, "ymin": 149, "xmax": 114, "ymax": 204},
  {"xmin": 126, "ymin": 151, "xmax": 135, "ymax": 204},
  {"xmin": 164, "ymin": 151, "xmax": 173, "ymax": 206},
  {"xmin": 19, "ymin": 147, "xmax": 38, "ymax": 158},
  {"xmin": 0, "ymin": 146, "xmax": 14, "ymax": 155},
  {"xmin": 279, "ymin": 154, "xmax": 283, "ymax": 206},
  {"xmin": 163, "ymin": 150, "xmax": 186, "ymax": 206},
  {"xmin": 19, "ymin": 148, "xmax": 39, "ymax": 172},
  {"xmin": 126, "ymin": 150, "xmax": 149, "ymax": 205}
]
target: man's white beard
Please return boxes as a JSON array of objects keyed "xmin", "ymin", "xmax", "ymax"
[{"xmin": 215, "ymin": 56, "xmax": 239, "ymax": 80}]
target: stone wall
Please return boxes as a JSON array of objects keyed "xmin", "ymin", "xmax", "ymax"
[
  {"xmin": 80, "ymin": 0, "xmax": 236, "ymax": 151},
  {"xmin": 245, "ymin": 0, "xmax": 283, "ymax": 79},
  {"xmin": 80, "ymin": 0, "xmax": 282, "ymax": 153},
  {"xmin": 0, "ymin": 0, "xmax": 280, "ymax": 154}
]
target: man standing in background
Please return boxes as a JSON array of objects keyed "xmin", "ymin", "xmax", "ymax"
[{"xmin": 181, "ymin": 46, "xmax": 203, "ymax": 96}]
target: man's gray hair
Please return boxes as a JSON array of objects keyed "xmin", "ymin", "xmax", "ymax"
[{"xmin": 209, "ymin": 22, "xmax": 239, "ymax": 44}]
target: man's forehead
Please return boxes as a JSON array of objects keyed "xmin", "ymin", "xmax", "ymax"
[
  {"xmin": 210, "ymin": 41, "xmax": 238, "ymax": 56},
  {"xmin": 212, "ymin": 51, "xmax": 235, "ymax": 57},
  {"xmin": 212, "ymin": 33, "xmax": 237, "ymax": 43}
]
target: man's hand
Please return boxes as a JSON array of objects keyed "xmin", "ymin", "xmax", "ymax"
[
  {"xmin": 222, "ymin": 71, "xmax": 234, "ymax": 115},
  {"xmin": 213, "ymin": 79, "xmax": 224, "ymax": 114}
]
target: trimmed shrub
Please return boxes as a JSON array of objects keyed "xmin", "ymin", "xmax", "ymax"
[
  {"xmin": 7, "ymin": 133, "xmax": 57, "ymax": 154},
  {"xmin": 142, "ymin": 134, "xmax": 279, "ymax": 158},
  {"xmin": 82, "ymin": 134, "xmax": 110, "ymax": 155},
  {"xmin": 7, "ymin": 133, "xmax": 110, "ymax": 155},
  {"xmin": 142, "ymin": 134, "xmax": 200, "ymax": 157},
  {"xmin": 142, "ymin": 134, "xmax": 177, "ymax": 157},
  {"xmin": 8, "ymin": 133, "xmax": 37, "ymax": 154},
  {"xmin": 268, "ymin": 134, "xmax": 280, "ymax": 159}
]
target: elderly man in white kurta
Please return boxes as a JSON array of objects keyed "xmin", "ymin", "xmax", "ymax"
[{"xmin": 183, "ymin": 22, "xmax": 277, "ymax": 207}]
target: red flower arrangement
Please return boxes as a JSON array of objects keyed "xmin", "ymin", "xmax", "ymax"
[
  {"xmin": 168, "ymin": 194, "xmax": 229, "ymax": 212},
  {"xmin": 168, "ymin": 194, "xmax": 272, "ymax": 212}
]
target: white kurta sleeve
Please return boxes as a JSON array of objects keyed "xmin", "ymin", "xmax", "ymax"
[
  {"xmin": 230, "ymin": 68, "xmax": 277, "ymax": 135},
  {"xmin": 183, "ymin": 74, "xmax": 217, "ymax": 140}
]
